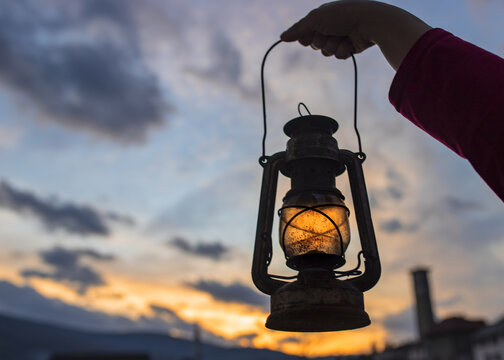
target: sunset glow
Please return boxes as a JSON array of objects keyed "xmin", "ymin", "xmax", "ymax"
[{"xmin": 0, "ymin": 0, "xmax": 503, "ymax": 358}]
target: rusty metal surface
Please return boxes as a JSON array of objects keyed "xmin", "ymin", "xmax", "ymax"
[
  {"xmin": 252, "ymin": 116, "xmax": 380, "ymax": 315},
  {"xmin": 339, "ymin": 150, "xmax": 381, "ymax": 292},
  {"xmin": 252, "ymin": 152, "xmax": 287, "ymax": 295},
  {"xmin": 266, "ymin": 276, "xmax": 370, "ymax": 332}
]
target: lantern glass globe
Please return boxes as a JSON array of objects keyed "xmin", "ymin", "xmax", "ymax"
[{"xmin": 279, "ymin": 190, "xmax": 350, "ymax": 259}]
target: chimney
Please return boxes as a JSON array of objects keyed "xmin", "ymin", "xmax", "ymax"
[
  {"xmin": 411, "ymin": 268, "xmax": 435, "ymax": 340},
  {"xmin": 194, "ymin": 323, "xmax": 202, "ymax": 360}
]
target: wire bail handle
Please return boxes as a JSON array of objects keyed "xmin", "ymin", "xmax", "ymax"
[{"xmin": 259, "ymin": 40, "xmax": 366, "ymax": 165}]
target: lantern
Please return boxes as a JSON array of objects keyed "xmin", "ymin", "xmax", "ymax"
[
  {"xmin": 252, "ymin": 113, "xmax": 381, "ymax": 332},
  {"xmin": 252, "ymin": 41, "xmax": 380, "ymax": 332}
]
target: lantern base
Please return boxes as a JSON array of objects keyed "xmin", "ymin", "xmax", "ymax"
[{"xmin": 266, "ymin": 271, "xmax": 370, "ymax": 332}]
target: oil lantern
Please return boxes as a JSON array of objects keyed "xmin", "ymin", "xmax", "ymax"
[{"xmin": 252, "ymin": 113, "xmax": 380, "ymax": 332}]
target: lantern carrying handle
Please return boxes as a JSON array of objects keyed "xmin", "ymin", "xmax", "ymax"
[{"xmin": 260, "ymin": 40, "xmax": 366, "ymax": 164}]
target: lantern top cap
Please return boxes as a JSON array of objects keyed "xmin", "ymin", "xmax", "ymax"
[{"xmin": 284, "ymin": 115, "xmax": 339, "ymax": 137}]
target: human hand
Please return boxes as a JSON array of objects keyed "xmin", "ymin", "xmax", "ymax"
[
  {"xmin": 280, "ymin": 0, "xmax": 431, "ymax": 70},
  {"xmin": 281, "ymin": 0, "xmax": 376, "ymax": 59}
]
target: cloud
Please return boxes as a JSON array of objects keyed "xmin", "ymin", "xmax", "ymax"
[
  {"xmin": 436, "ymin": 294, "xmax": 463, "ymax": 308},
  {"xmin": 158, "ymin": 166, "xmax": 258, "ymax": 232},
  {"xmin": 72, "ymin": 248, "xmax": 116, "ymax": 261},
  {"xmin": 278, "ymin": 336, "xmax": 301, "ymax": 345},
  {"xmin": 380, "ymin": 218, "xmax": 417, "ymax": 234},
  {"xmin": 144, "ymin": 303, "xmax": 232, "ymax": 347},
  {"xmin": 384, "ymin": 167, "xmax": 406, "ymax": 201},
  {"xmin": 0, "ymin": 279, "xmax": 238, "ymax": 349},
  {"xmin": 105, "ymin": 211, "xmax": 136, "ymax": 226},
  {"xmin": 381, "ymin": 306, "xmax": 416, "ymax": 343},
  {"xmin": 0, "ymin": 280, "xmax": 201, "ymax": 338},
  {"xmin": 380, "ymin": 219, "xmax": 404, "ymax": 233},
  {"xmin": 185, "ymin": 29, "xmax": 256, "ymax": 100},
  {"xmin": 0, "ymin": 0, "xmax": 169, "ymax": 143},
  {"xmin": 0, "ymin": 180, "xmax": 133, "ymax": 236},
  {"xmin": 443, "ymin": 196, "xmax": 482, "ymax": 213},
  {"xmin": 187, "ymin": 31, "xmax": 241, "ymax": 85},
  {"xmin": 169, "ymin": 237, "xmax": 230, "ymax": 261},
  {"xmin": 148, "ymin": 303, "xmax": 193, "ymax": 332},
  {"xmin": 186, "ymin": 280, "xmax": 268, "ymax": 309},
  {"xmin": 20, "ymin": 246, "xmax": 114, "ymax": 294},
  {"xmin": 235, "ymin": 332, "xmax": 259, "ymax": 342},
  {"xmin": 150, "ymin": 304, "xmax": 178, "ymax": 317},
  {"xmin": 0, "ymin": 125, "xmax": 23, "ymax": 149},
  {"xmin": 0, "ymin": 280, "xmax": 135, "ymax": 331}
]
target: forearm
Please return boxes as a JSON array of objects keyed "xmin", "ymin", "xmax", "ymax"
[
  {"xmin": 358, "ymin": 2, "xmax": 432, "ymax": 70},
  {"xmin": 389, "ymin": 29, "xmax": 504, "ymax": 200}
]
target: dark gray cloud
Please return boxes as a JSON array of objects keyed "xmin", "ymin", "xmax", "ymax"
[
  {"xmin": 443, "ymin": 196, "xmax": 481, "ymax": 213},
  {"xmin": 0, "ymin": 0, "xmax": 168, "ymax": 142},
  {"xmin": 380, "ymin": 218, "xmax": 417, "ymax": 233},
  {"xmin": 144, "ymin": 303, "xmax": 230, "ymax": 347},
  {"xmin": 387, "ymin": 185, "xmax": 404, "ymax": 201},
  {"xmin": 186, "ymin": 280, "xmax": 268, "ymax": 309},
  {"xmin": 0, "ymin": 180, "xmax": 133, "ymax": 236},
  {"xmin": 0, "ymin": 280, "xmax": 135, "ymax": 331},
  {"xmin": 278, "ymin": 336, "xmax": 301, "ymax": 345},
  {"xmin": 150, "ymin": 304, "xmax": 178, "ymax": 317},
  {"xmin": 0, "ymin": 279, "xmax": 236, "ymax": 349},
  {"xmin": 436, "ymin": 294, "xmax": 463, "ymax": 308},
  {"xmin": 380, "ymin": 219, "xmax": 403, "ymax": 233},
  {"xmin": 148, "ymin": 303, "xmax": 192, "ymax": 332},
  {"xmin": 189, "ymin": 31, "xmax": 241, "ymax": 84},
  {"xmin": 0, "ymin": 280, "xmax": 203, "ymax": 340},
  {"xmin": 370, "ymin": 166, "xmax": 407, "ymax": 208},
  {"xmin": 21, "ymin": 246, "xmax": 115, "ymax": 294},
  {"xmin": 72, "ymin": 248, "xmax": 116, "ymax": 261},
  {"xmin": 381, "ymin": 306, "xmax": 416, "ymax": 341},
  {"xmin": 385, "ymin": 168, "xmax": 406, "ymax": 200},
  {"xmin": 185, "ymin": 30, "xmax": 255, "ymax": 99},
  {"xmin": 106, "ymin": 211, "xmax": 136, "ymax": 226},
  {"xmin": 169, "ymin": 237, "xmax": 230, "ymax": 261},
  {"xmin": 419, "ymin": 196, "xmax": 503, "ymax": 248},
  {"xmin": 235, "ymin": 332, "xmax": 258, "ymax": 342}
]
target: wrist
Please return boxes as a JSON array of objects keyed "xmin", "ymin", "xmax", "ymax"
[{"xmin": 358, "ymin": 2, "xmax": 431, "ymax": 69}]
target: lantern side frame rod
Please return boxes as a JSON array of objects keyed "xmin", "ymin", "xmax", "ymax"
[
  {"xmin": 252, "ymin": 151, "xmax": 288, "ymax": 295},
  {"xmin": 339, "ymin": 150, "xmax": 381, "ymax": 292}
]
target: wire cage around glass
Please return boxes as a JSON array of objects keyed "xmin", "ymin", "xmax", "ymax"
[{"xmin": 279, "ymin": 189, "xmax": 350, "ymax": 271}]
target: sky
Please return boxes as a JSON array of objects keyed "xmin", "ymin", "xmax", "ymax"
[{"xmin": 0, "ymin": 0, "xmax": 503, "ymax": 357}]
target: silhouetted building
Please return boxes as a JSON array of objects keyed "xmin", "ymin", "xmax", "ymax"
[
  {"xmin": 373, "ymin": 343, "xmax": 424, "ymax": 360},
  {"xmin": 374, "ymin": 267, "xmax": 488, "ymax": 360},
  {"xmin": 424, "ymin": 317, "xmax": 486, "ymax": 360},
  {"xmin": 194, "ymin": 323, "xmax": 202, "ymax": 360},
  {"xmin": 411, "ymin": 268, "xmax": 436, "ymax": 340},
  {"xmin": 472, "ymin": 317, "xmax": 504, "ymax": 360}
]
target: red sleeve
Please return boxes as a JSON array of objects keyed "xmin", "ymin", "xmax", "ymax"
[{"xmin": 389, "ymin": 28, "xmax": 504, "ymax": 202}]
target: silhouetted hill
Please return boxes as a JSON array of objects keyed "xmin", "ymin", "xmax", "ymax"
[{"xmin": 0, "ymin": 312, "xmax": 315, "ymax": 360}]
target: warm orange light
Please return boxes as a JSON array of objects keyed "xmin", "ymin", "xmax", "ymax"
[{"xmin": 279, "ymin": 190, "xmax": 350, "ymax": 259}]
